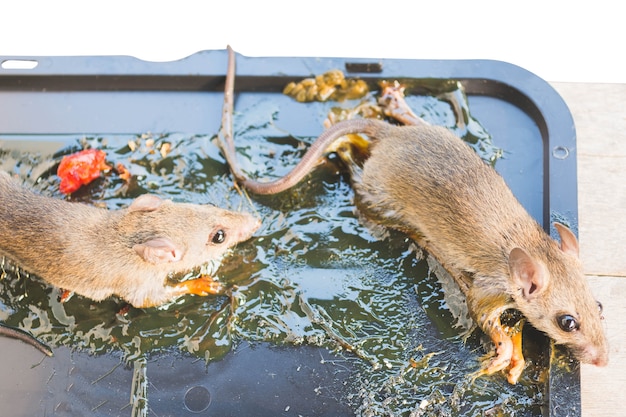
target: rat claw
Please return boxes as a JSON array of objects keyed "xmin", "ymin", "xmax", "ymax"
[
  {"xmin": 469, "ymin": 349, "xmax": 514, "ymax": 385},
  {"xmin": 507, "ymin": 362, "xmax": 524, "ymax": 384},
  {"xmin": 487, "ymin": 338, "xmax": 514, "ymax": 373}
]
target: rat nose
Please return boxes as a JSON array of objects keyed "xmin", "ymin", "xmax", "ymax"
[
  {"xmin": 586, "ymin": 345, "xmax": 609, "ymax": 367},
  {"xmin": 237, "ymin": 214, "xmax": 261, "ymax": 241},
  {"xmin": 592, "ymin": 353, "xmax": 608, "ymax": 367}
]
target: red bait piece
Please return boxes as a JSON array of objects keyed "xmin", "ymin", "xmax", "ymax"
[{"xmin": 57, "ymin": 149, "xmax": 111, "ymax": 194}]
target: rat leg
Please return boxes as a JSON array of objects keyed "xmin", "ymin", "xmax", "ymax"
[
  {"xmin": 465, "ymin": 295, "xmax": 515, "ymax": 381},
  {"xmin": 480, "ymin": 311, "xmax": 514, "ymax": 375},
  {"xmin": 377, "ymin": 80, "xmax": 469, "ymax": 131},
  {"xmin": 505, "ymin": 319, "xmax": 526, "ymax": 384},
  {"xmin": 132, "ymin": 277, "xmax": 226, "ymax": 308},
  {"xmin": 173, "ymin": 276, "xmax": 225, "ymax": 297},
  {"xmin": 377, "ymin": 81, "xmax": 429, "ymax": 126},
  {"xmin": 469, "ymin": 306, "xmax": 527, "ymax": 384},
  {"xmin": 469, "ymin": 319, "xmax": 513, "ymax": 383},
  {"xmin": 402, "ymin": 245, "xmax": 523, "ymax": 384}
]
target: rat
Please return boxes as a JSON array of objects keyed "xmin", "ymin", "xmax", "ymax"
[
  {"xmin": 0, "ymin": 170, "xmax": 259, "ymax": 311},
  {"xmin": 215, "ymin": 46, "xmax": 608, "ymax": 383}
]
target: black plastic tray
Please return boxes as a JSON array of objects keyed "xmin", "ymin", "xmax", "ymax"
[{"xmin": 0, "ymin": 49, "xmax": 580, "ymax": 416}]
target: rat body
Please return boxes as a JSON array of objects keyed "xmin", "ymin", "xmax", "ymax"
[
  {"xmin": 0, "ymin": 171, "xmax": 260, "ymax": 309},
  {"xmin": 225, "ymin": 118, "xmax": 609, "ymax": 382},
  {"xmin": 216, "ymin": 47, "xmax": 608, "ymax": 383}
]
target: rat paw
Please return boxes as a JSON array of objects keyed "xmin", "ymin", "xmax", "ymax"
[
  {"xmin": 505, "ymin": 329, "xmax": 525, "ymax": 384},
  {"xmin": 469, "ymin": 350, "xmax": 513, "ymax": 384},
  {"xmin": 59, "ymin": 289, "xmax": 74, "ymax": 303},
  {"xmin": 472, "ymin": 320, "xmax": 526, "ymax": 384},
  {"xmin": 481, "ymin": 343, "xmax": 513, "ymax": 376},
  {"xmin": 177, "ymin": 276, "xmax": 225, "ymax": 297}
]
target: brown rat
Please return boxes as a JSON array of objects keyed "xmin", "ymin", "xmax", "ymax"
[
  {"xmin": 216, "ymin": 47, "xmax": 608, "ymax": 383},
  {"xmin": 0, "ymin": 171, "xmax": 260, "ymax": 309}
]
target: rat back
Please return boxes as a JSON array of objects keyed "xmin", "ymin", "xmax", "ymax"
[
  {"xmin": 0, "ymin": 172, "xmax": 106, "ymax": 275},
  {"xmin": 355, "ymin": 122, "xmax": 537, "ymax": 279}
]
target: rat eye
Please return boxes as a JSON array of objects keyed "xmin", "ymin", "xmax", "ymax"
[
  {"xmin": 557, "ymin": 314, "xmax": 579, "ymax": 332},
  {"xmin": 597, "ymin": 301, "xmax": 605, "ymax": 320},
  {"xmin": 210, "ymin": 229, "xmax": 226, "ymax": 244}
]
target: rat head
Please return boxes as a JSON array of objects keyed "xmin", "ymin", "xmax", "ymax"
[
  {"xmin": 507, "ymin": 223, "xmax": 608, "ymax": 367},
  {"xmin": 123, "ymin": 194, "xmax": 260, "ymax": 272}
]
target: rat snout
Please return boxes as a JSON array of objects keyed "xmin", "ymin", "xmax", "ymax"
[
  {"xmin": 590, "ymin": 348, "xmax": 609, "ymax": 367},
  {"xmin": 578, "ymin": 343, "xmax": 609, "ymax": 367},
  {"xmin": 592, "ymin": 355, "xmax": 609, "ymax": 367},
  {"xmin": 236, "ymin": 213, "xmax": 261, "ymax": 242},
  {"xmin": 248, "ymin": 216, "xmax": 262, "ymax": 235}
]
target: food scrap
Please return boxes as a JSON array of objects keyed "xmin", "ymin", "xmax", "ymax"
[
  {"xmin": 57, "ymin": 149, "xmax": 111, "ymax": 194},
  {"xmin": 159, "ymin": 142, "xmax": 172, "ymax": 158},
  {"xmin": 115, "ymin": 162, "xmax": 132, "ymax": 182},
  {"xmin": 283, "ymin": 69, "xmax": 369, "ymax": 102},
  {"xmin": 127, "ymin": 134, "xmax": 171, "ymax": 158}
]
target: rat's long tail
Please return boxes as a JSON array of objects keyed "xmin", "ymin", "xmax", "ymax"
[
  {"xmin": 0, "ymin": 322, "xmax": 53, "ymax": 357},
  {"xmin": 216, "ymin": 46, "xmax": 386, "ymax": 195}
]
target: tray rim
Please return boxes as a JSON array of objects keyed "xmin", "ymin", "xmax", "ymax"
[{"xmin": 0, "ymin": 48, "xmax": 581, "ymax": 416}]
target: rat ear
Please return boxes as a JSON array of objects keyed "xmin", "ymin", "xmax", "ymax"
[
  {"xmin": 508, "ymin": 247, "xmax": 547, "ymax": 300},
  {"xmin": 554, "ymin": 222, "xmax": 579, "ymax": 257},
  {"xmin": 128, "ymin": 194, "xmax": 165, "ymax": 213},
  {"xmin": 134, "ymin": 238, "xmax": 183, "ymax": 264}
]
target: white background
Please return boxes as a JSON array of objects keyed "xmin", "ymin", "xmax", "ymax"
[{"xmin": 0, "ymin": 0, "xmax": 623, "ymax": 83}]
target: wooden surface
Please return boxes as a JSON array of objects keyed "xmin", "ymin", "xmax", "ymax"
[{"xmin": 551, "ymin": 82, "xmax": 626, "ymax": 417}]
